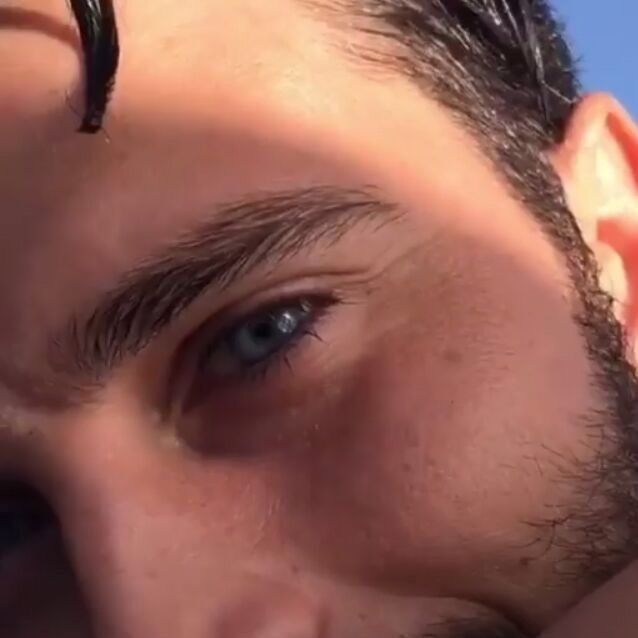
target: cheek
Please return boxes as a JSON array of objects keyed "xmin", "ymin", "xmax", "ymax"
[{"xmin": 277, "ymin": 235, "xmax": 599, "ymax": 595}]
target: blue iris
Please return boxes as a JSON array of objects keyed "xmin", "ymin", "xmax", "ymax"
[{"xmin": 226, "ymin": 303, "xmax": 311, "ymax": 366}]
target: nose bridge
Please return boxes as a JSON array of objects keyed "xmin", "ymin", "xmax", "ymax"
[
  {"xmin": 61, "ymin": 484, "xmax": 327, "ymax": 638},
  {"xmin": 58, "ymin": 454, "xmax": 208, "ymax": 637},
  {"xmin": 47, "ymin": 417, "xmax": 325, "ymax": 638},
  {"xmin": 45, "ymin": 416, "xmax": 213, "ymax": 636}
]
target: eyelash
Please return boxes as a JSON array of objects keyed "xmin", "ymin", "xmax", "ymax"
[
  {"xmin": 233, "ymin": 322, "xmax": 323, "ymax": 386},
  {"xmin": 194, "ymin": 292, "xmax": 338, "ymax": 386}
]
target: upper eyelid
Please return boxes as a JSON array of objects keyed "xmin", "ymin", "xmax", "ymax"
[
  {"xmin": 186, "ymin": 292, "xmax": 339, "ymax": 363},
  {"xmin": 208, "ymin": 301, "xmax": 328, "ymax": 373},
  {"xmin": 167, "ymin": 290, "xmax": 338, "ymax": 396},
  {"xmin": 168, "ymin": 294, "xmax": 339, "ymax": 414},
  {"xmin": 178, "ymin": 273, "xmax": 353, "ymax": 350}
]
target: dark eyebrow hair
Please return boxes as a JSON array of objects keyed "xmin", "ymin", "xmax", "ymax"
[{"xmin": 51, "ymin": 185, "xmax": 401, "ymax": 390}]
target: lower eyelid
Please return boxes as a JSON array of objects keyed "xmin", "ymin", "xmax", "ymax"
[
  {"xmin": 200, "ymin": 296, "xmax": 335, "ymax": 369},
  {"xmin": 197, "ymin": 317, "xmax": 322, "ymax": 389},
  {"xmin": 181, "ymin": 307, "xmax": 335, "ymax": 412},
  {"xmin": 168, "ymin": 289, "xmax": 350, "ymax": 420}
]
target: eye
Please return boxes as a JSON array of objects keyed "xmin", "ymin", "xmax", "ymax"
[
  {"xmin": 0, "ymin": 483, "xmax": 55, "ymax": 563},
  {"xmin": 197, "ymin": 295, "xmax": 333, "ymax": 381}
]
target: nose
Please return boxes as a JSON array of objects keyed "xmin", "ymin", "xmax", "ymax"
[
  {"xmin": 47, "ymin": 422, "xmax": 326, "ymax": 638},
  {"xmin": 210, "ymin": 578, "xmax": 328, "ymax": 638}
]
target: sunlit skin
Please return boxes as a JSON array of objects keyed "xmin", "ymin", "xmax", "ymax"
[{"xmin": 2, "ymin": 1, "xmax": 638, "ymax": 637}]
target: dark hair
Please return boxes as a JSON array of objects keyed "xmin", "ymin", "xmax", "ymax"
[
  {"xmin": 304, "ymin": 1, "xmax": 582, "ymax": 242},
  {"xmin": 69, "ymin": 0, "xmax": 119, "ymax": 133}
]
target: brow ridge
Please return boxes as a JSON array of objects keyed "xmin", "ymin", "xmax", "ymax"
[{"xmin": 50, "ymin": 184, "xmax": 401, "ymax": 391}]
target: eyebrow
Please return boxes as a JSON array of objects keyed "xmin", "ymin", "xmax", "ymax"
[{"xmin": 50, "ymin": 185, "xmax": 401, "ymax": 391}]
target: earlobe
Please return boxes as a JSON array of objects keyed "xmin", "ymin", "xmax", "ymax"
[{"xmin": 551, "ymin": 93, "xmax": 638, "ymax": 335}]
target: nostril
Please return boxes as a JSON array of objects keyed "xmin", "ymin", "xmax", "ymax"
[{"xmin": 210, "ymin": 580, "xmax": 327, "ymax": 638}]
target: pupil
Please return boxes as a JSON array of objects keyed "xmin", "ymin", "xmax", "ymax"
[
  {"xmin": 253, "ymin": 320, "xmax": 275, "ymax": 341},
  {"xmin": 233, "ymin": 308, "xmax": 303, "ymax": 362}
]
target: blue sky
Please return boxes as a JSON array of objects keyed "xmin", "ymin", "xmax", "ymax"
[{"xmin": 554, "ymin": 0, "xmax": 637, "ymax": 117}]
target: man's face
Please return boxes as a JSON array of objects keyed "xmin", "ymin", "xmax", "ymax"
[{"xmin": 1, "ymin": 1, "xmax": 636, "ymax": 637}]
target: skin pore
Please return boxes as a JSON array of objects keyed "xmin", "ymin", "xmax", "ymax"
[{"xmin": 2, "ymin": 1, "xmax": 638, "ymax": 637}]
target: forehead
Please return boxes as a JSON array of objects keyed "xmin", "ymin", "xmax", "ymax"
[
  {"xmin": 0, "ymin": 0, "xmax": 418, "ymax": 195},
  {"xmin": 0, "ymin": 0, "xmax": 471, "ymax": 262},
  {"xmin": 2, "ymin": 0, "xmax": 373, "ymax": 127},
  {"xmin": 0, "ymin": 1, "xmax": 383, "ymax": 261},
  {"xmin": 0, "ymin": 0, "xmax": 509, "ymax": 395}
]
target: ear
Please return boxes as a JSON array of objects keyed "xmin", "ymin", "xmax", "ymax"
[{"xmin": 551, "ymin": 93, "xmax": 638, "ymax": 341}]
